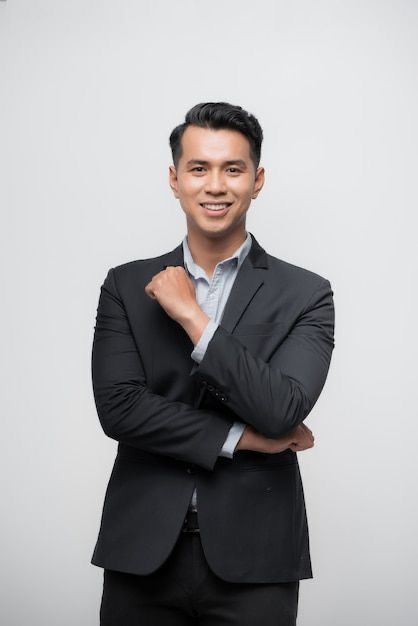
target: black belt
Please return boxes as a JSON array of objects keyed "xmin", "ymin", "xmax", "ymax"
[{"xmin": 182, "ymin": 509, "xmax": 200, "ymax": 533}]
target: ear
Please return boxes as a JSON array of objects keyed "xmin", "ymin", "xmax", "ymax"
[
  {"xmin": 168, "ymin": 165, "xmax": 179, "ymax": 198},
  {"xmin": 252, "ymin": 167, "xmax": 265, "ymax": 199}
]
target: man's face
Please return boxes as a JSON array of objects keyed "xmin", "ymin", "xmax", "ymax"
[{"xmin": 169, "ymin": 125, "xmax": 264, "ymax": 241}]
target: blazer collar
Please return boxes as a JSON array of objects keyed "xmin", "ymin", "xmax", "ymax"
[
  {"xmin": 182, "ymin": 230, "xmax": 253, "ymax": 279},
  {"xmin": 160, "ymin": 232, "xmax": 269, "ymax": 333},
  {"xmin": 161, "ymin": 231, "xmax": 268, "ymax": 269}
]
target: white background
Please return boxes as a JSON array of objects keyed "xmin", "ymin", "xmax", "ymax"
[{"xmin": 1, "ymin": 1, "xmax": 417, "ymax": 624}]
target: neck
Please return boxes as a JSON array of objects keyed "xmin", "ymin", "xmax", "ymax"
[{"xmin": 186, "ymin": 227, "xmax": 247, "ymax": 278}]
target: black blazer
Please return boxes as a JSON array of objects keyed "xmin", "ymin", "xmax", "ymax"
[{"xmin": 91, "ymin": 232, "xmax": 335, "ymax": 583}]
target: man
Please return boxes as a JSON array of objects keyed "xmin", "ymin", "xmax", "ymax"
[{"xmin": 91, "ymin": 102, "xmax": 335, "ymax": 625}]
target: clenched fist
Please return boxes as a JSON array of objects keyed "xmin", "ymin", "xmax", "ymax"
[
  {"xmin": 145, "ymin": 266, "xmax": 198, "ymax": 324},
  {"xmin": 145, "ymin": 266, "xmax": 210, "ymax": 345}
]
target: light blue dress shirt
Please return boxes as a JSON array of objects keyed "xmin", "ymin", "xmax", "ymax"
[{"xmin": 182, "ymin": 231, "xmax": 251, "ymax": 511}]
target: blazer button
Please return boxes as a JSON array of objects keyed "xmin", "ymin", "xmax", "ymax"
[
  {"xmin": 187, "ymin": 467, "xmax": 195, "ymax": 474},
  {"xmin": 207, "ymin": 384, "xmax": 215, "ymax": 392}
]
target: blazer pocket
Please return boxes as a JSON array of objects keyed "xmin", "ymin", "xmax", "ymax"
[
  {"xmin": 234, "ymin": 322, "xmax": 286, "ymax": 335},
  {"xmin": 240, "ymin": 461, "xmax": 296, "ymax": 471},
  {"xmin": 235, "ymin": 450, "xmax": 297, "ymax": 471},
  {"xmin": 117, "ymin": 447, "xmax": 164, "ymax": 466}
]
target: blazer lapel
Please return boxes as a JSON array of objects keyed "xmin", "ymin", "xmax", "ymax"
[{"xmin": 159, "ymin": 232, "xmax": 269, "ymax": 334}]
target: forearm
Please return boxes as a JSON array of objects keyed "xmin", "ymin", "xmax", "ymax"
[
  {"xmin": 193, "ymin": 280, "xmax": 335, "ymax": 439},
  {"xmin": 92, "ymin": 267, "xmax": 234, "ymax": 471},
  {"xmin": 235, "ymin": 422, "xmax": 315, "ymax": 454},
  {"xmin": 196, "ymin": 328, "xmax": 308, "ymax": 438},
  {"xmin": 92, "ymin": 372, "xmax": 233, "ymax": 471}
]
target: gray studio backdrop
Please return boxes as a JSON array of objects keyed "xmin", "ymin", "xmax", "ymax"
[{"xmin": 1, "ymin": 1, "xmax": 417, "ymax": 624}]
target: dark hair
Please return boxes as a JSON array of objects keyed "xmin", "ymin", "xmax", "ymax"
[{"xmin": 169, "ymin": 102, "xmax": 263, "ymax": 171}]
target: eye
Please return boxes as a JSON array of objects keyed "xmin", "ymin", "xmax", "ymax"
[
  {"xmin": 191, "ymin": 167, "xmax": 205, "ymax": 172},
  {"xmin": 227, "ymin": 167, "xmax": 241, "ymax": 174}
]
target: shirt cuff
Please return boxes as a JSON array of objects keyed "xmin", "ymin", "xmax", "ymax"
[
  {"xmin": 191, "ymin": 319, "xmax": 218, "ymax": 363},
  {"xmin": 218, "ymin": 421, "xmax": 246, "ymax": 458}
]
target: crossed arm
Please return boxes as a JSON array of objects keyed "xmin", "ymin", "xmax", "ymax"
[
  {"xmin": 92, "ymin": 267, "xmax": 334, "ymax": 471},
  {"xmin": 191, "ymin": 320, "xmax": 315, "ymax": 457}
]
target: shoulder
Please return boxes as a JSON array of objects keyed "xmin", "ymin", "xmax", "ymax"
[
  {"xmin": 260, "ymin": 251, "xmax": 334, "ymax": 317},
  {"xmin": 249, "ymin": 232, "xmax": 331, "ymax": 296},
  {"xmin": 102, "ymin": 247, "xmax": 179, "ymax": 293},
  {"xmin": 265, "ymin": 251, "xmax": 331, "ymax": 290}
]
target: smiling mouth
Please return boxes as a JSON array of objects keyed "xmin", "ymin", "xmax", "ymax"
[{"xmin": 200, "ymin": 202, "xmax": 232, "ymax": 211}]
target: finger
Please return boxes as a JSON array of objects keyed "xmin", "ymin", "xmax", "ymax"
[{"xmin": 144, "ymin": 284, "xmax": 156, "ymax": 299}]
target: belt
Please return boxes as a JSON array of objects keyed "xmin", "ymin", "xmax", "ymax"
[{"xmin": 182, "ymin": 509, "xmax": 200, "ymax": 533}]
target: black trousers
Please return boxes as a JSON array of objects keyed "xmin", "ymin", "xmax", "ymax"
[{"xmin": 100, "ymin": 515, "xmax": 300, "ymax": 625}]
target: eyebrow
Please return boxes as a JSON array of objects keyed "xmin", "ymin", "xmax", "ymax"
[{"xmin": 185, "ymin": 159, "xmax": 248, "ymax": 169}]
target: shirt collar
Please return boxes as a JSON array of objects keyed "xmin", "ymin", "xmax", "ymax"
[{"xmin": 182, "ymin": 231, "xmax": 252, "ymax": 280}]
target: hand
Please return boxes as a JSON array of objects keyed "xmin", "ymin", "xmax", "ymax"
[
  {"xmin": 144, "ymin": 266, "xmax": 210, "ymax": 344},
  {"xmin": 145, "ymin": 266, "xmax": 198, "ymax": 323},
  {"xmin": 235, "ymin": 423, "xmax": 314, "ymax": 454},
  {"xmin": 287, "ymin": 423, "xmax": 315, "ymax": 452}
]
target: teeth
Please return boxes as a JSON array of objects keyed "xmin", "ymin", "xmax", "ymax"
[{"xmin": 202, "ymin": 203, "xmax": 230, "ymax": 211}]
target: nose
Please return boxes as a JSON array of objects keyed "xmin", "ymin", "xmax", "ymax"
[{"xmin": 204, "ymin": 171, "xmax": 227, "ymax": 195}]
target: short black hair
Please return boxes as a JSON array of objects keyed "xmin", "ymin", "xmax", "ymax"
[{"xmin": 169, "ymin": 102, "xmax": 263, "ymax": 171}]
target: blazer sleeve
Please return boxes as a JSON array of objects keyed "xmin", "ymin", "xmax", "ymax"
[
  {"xmin": 91, "ymin": 268, "xmax": 234, "ymax": 471},
  {"xmin": 195, "ymin": 278, "xmax": 335, "ymax": 439}
]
